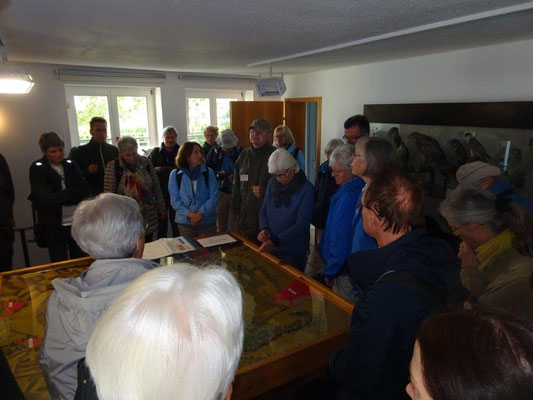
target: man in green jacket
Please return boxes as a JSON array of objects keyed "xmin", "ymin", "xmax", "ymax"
[{"xmin": 232, "ymin": 119, "xmax": 275, "ymax": 242}]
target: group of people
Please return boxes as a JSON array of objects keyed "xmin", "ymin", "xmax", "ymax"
[{"xmin": 3, "ymin": 111, "xmax": 532, "ymax": 399}]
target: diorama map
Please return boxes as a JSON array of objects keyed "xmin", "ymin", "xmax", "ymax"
[{"xmin": 0, "ymin": 243, "xmax": 351, "ymax": 399}]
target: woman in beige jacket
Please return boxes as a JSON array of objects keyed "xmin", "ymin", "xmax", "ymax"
[{"xmin": 440, "ymin": 186, "xmax": 533, "ymax": 318}]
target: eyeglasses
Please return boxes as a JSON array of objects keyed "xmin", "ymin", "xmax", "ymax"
[
  {"xmin": 330, "ymin": 169, "xmax": 346, "ymax": 176},
  {"xmin": 448, "ymin": 222, "xmax": 468, "ymax": 235},
  {"xmin": 361, "ymin": 202, "xmax": 381, "ymax": 220},
  {"xmin": 274, "ymin": 169, "xmax": 290, "ymax": 179}
]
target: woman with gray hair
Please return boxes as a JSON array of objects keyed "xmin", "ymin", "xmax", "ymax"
[
  {"xmin": 311, "ymin": 138, "xmax": 344, "ymax": 235},
  {"xmin": 258, "ymin": 148, "xmax": 314, "ymax": 271},
  {"xmin": 103, "ymin": 136, "xmax": 166, "ymax": 242},
  {"xmin": 439, "ymin": 186, "xmax": 533, "ymax": 318},
  {"xmin": 39, "ymin": 193, "xmax": 158, "ymax": 400},
  {"xmin": 86, "ymin": 264, "xmax": 243, "ymax": 400},
  {"xmin": 206, "ymin": 129, "xmax": 242, "ymax": 232},
  {"xmin": 318, "ymin": 144, "xmax": 366, "ymax": 296}
]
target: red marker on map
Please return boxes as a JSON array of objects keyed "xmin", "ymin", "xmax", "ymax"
[
  {"xmin": 274, "ymin": 280, "xmax": 311, "ymax": 303},
  {"xmin": 0, "ymin": 301, "xmax": 27, "ymax": 318}
]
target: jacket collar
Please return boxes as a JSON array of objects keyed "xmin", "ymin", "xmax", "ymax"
[{"xmin": 347, "ymin": 228, "xmax": 426, "ymax": 285}]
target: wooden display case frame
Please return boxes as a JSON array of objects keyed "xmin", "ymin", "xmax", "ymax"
[{"xmin": 0, "ymin": 232, "xmax": 354, "ymax": 400}]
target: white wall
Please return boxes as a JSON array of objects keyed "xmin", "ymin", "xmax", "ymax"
[
  {"xmin": 0, "ymin": 63, "xmax": 258, "ymax": 267},
  {"xmin": 284, "ymin": 38, "xmax": 533, "ymax": 162}
]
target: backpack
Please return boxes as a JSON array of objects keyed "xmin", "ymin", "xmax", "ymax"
[{"xmin": 175, "ymin": 169, "xmax": 209, "ymax": 190}]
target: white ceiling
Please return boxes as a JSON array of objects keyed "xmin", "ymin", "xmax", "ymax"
[{"xmin": 1, "ymin": 0, "xmax": 533, "ymax": 75}]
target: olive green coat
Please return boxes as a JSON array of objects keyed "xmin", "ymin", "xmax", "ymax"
[{"xmin": 231, "ymin": 144, "xmax": 275, "ymax": 241}]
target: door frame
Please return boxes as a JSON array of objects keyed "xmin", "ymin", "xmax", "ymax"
[{"xmin": 284, "ymin": 97, "xmax": 322, "ymax": 173}]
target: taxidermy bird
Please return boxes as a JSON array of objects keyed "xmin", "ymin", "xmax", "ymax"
[
  {"xmin": 386, "ymin": 127, "xmax": 409, "ymax": 170},
  {"xmin": 408, "ymin": 132, "xmax": 456, "ymax": 185},
  {"xmin": 464, "ymin": 132, "xmax": 492, "ymax": 163},
  {"xmin": 446, "ymin": 139, "xmax": 469, "ymax": 167}
]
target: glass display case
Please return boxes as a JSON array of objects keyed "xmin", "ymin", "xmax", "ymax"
[{"xmin": 0, "ymin": 232, "xmax": 353, "ymax": 399}]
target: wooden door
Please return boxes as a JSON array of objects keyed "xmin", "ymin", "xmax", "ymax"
[{"xmin": 230, "ymin": 101, "xmax": 283, "ymax": 147}]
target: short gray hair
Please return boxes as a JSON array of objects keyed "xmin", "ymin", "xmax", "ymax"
[
  {"xmin": 86, "ymin": 264, "xmax": 244, "ymax": 400},
  {"xmin": 325, "ymin": 138, "xmax": 344, "ymax": 157},
  {"xmin": 162, "ymin": 126, "xmax": 178, "ymax": 137},
  {"xmin": 216, "ymin": 129, "xmax": 239, "ymax": 148},
  {"xmin": 71, "ymin": 193, "xmax": 145, "ymax": 259},
  {"xmin": 268, "ymin": 148, "xmax": 299, "ymax": 174},
  {"xmin": 329, "ymin": 143, "xmax": 354, "ymax": 172},
  {"xmin": 357, "ymin": 137, "xmax": 399, "ymax": 178},
  {"xmin": 117, "ymin": 136, "xmax": 138, "ymax": 152}
]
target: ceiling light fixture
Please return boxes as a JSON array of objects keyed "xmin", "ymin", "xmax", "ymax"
[
  {"xmin": 0, "ymin": 35, "xmax": 34, "ymax": 94},
  {"xmin": 256, "ymin": 63, "xmax": 286, "ymax": 97}
]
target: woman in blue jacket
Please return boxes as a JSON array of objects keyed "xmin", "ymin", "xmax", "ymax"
[
  {"xmin": 319, "ymin": 144, "xmax": 366, "ymax": 300},
  {"xmin": 258, "ymin": 148, "xmax": 314, "ymax": 271},
  {"xmin": 169, "ymin": 142, "xmax": 218, "ymax": 237}
]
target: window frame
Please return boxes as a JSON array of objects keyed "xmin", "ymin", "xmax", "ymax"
[
  {"xmin": 65, "ymin": 85, "xmax": 158, "ymax": 150},
  {"xmin": 184, "ymin": 89, "xmax": 246, "ymax": 142}
]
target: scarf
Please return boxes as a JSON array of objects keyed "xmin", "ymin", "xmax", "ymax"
[
  {"xmin": 272, "ymin": 169, "xmax": 307, "ymax": 207},
  {"xmin": 475, "ymin": 228, "xmax": 514, "ymax": 271},
  {"xmin": 122, "ymin": 162, "xmax": 151, "ymax": 211}
]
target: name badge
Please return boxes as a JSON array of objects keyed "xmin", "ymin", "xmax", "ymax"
[{"xmin": 240, "ymin": 174, "xmax": 249, "ymax": 182}]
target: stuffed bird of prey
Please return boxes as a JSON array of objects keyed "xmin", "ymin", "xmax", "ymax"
[
  {"xmin": 447, "ymin": 139, "xmax": 469, "ymax": 167},
  {"xmin": 386, "ymin": 127, "xmax": 409, "ymax": 170},
  {"xmin": 408, "ymin": 132, "xmax": 456, "ymax": 184},
  {"xmin": 464, "ymin": 132, "xmax": 492, "ymax": 163}
]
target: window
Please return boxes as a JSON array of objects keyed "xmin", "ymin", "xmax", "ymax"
[
  {"xmin": 65, "ymin": 86, "xmax": 158, "ymax": 153},
  {"xmin": 185, "ymin": 89, "xmax": 250, "ymax": 143}
]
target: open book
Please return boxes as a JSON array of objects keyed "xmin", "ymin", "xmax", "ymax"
[{"xmin": 142, "ymin": 237, "xmax": 196, "ymax": 260}]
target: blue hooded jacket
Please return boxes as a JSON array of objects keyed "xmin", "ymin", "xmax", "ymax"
[
  {"xmin": 319, "ymin": 177, "xmax": 365, "ymax": 279},
  {"xmin": 330, "ymin": 229, "xmax": 460, "ymax": 400},
  {"xmin": 168, "ymin": 165, "xmax": 218, "ymax": 226}
]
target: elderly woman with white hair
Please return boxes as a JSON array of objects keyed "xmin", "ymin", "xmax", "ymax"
[
  {"xmin": 39, "ymin": 193, "xmax": 157, "ymax": 400},
  {"xmin": 104, "ymin": 136, "xmax": 166, "ymax": 242},
  {"xmin": 85, "ymin": 264, "xmax": 243, "ymax": 400},
  {"xmin": 318, "ymin": 144, "xmax": 366, "ymax": 292},
  {"xmin": 257, "ymin": 148, "xmax": 314, "ymax": 271},
  {"xmin": 206, "ymin": 129, "xmax": 242, "ymax": 232}
]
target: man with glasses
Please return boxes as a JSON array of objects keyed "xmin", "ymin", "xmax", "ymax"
[
  {"xmin": 343, "ymin": 114, "xmax": 370, "ymax": 145},
  {"xmin": 329, "ymin": 169, "xmax": 460, "ymax": 400},
  {"xmin": 232, "ymin": 119, "xmax": 275, "ymax": 241}
]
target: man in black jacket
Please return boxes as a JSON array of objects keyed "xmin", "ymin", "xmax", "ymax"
[
  {"xmin": 69, "ymin": 117, "xmax": 118, "ymax": 195},
  {"xmin": 329, "ymin": 170, "xmax": 460, "ymax": 400}
]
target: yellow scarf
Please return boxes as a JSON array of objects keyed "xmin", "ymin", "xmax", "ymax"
[{"xmin": 475, "ymin": 229, "xmax": 514, "ymax": 271}]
